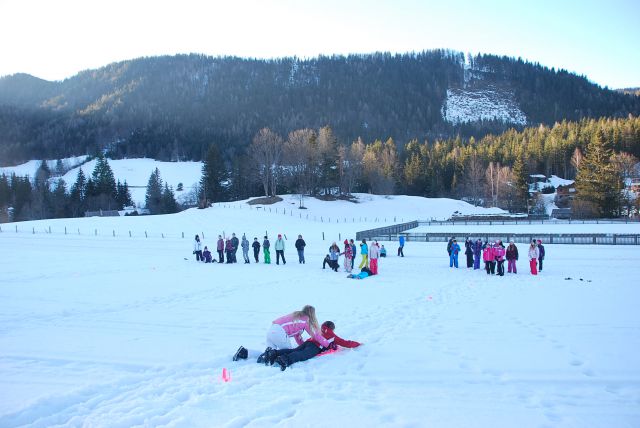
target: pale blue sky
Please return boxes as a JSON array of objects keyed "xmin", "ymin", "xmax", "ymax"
[{"xmin": 0, "ymin": 0, "xmax": 638, "ymax": 88}]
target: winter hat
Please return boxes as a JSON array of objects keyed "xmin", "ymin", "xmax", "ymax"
[
  {"xmin": 509, "ymin": 239, "xmax": 514, "ymax": 243},
  {"xmin": 537, "ymin": 239, "xmax": 542, "ymax": 244},
  {"xmin": 278, "ymin": 234, "xmax": 282, "ymax": 238},
  {"xmin": 344, "ymin": 239, "xmax": 349, "ymax": 245}
]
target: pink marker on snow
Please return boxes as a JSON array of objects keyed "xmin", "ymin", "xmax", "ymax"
[{"xmin": 221, "ymin": 368, "xmax": 231, "ymax": 382}]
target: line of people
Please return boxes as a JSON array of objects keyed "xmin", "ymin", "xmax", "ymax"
[
  {"xmin": 448, "ymin": 237, "xmax": 546, "ymax": 276},
  {"xmin": 193, "ymin": 233, "xmax": 305, "ymax": 265},
  {"xmin": 322, "ymin": 238, "xmax": 388, "ymax": 278}
]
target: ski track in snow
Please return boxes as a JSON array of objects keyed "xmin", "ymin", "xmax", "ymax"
[{"xmin": 1, "ymin": 200, "xmax": 640, "ymax": 427}]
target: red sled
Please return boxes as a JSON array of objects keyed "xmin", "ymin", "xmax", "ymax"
[{"xmin": 317, "ymin": 348, "xmax": 340, "ymax": 357}]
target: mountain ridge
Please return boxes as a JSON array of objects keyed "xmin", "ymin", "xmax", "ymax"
[{"xmin": 1, "ymin": 51, "xmax": 639, "ymax": 164}]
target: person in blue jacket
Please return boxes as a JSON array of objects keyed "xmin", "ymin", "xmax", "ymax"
[
  {"xmin": 449, "ymin": 239, "xmax": 461, "ymax": 268},
  {"xmin": 398, "ymin": 235, "xmax": 405, "ymax": 257}
]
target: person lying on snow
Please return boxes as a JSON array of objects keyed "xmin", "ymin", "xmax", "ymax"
[
  {"xmin": 347, "ymin": 266, "xmax": 373, "ymax": 279},
  {"xmin": 258, "ymin": 321, "xmax": 361, "ymax": 371}
]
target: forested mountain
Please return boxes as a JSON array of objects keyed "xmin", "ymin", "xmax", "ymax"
[{"xmin": 1, "ymin": 51, "xmax": 639, "ymax": 165}]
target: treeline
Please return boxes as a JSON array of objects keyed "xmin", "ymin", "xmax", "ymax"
[
  {"xmin": 2, "ymin": 116, "xmax": 639, "ymax": 222},
  {"xmin": 2, "ymin": 51, "xmax": 639, "ymax": 165},
  {"xmin": 207, "ymin": 116, "xmax": 640, "ymax": 217}
]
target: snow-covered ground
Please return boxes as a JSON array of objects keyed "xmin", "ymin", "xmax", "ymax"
[
  {"xmin": 441, "ymin": 87, "xmax": 527, "ymax": 125},
  {"xmin": 1, "ymin": 196, "xmax": 639, "ymax": 427}
]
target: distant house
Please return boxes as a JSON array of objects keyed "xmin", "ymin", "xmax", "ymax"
[
  {"xmin": 551, "ymin": 208, "xmax": 572, "ymax": 219},
  {"xmin": 555, "ymin": 183, "xmax": 576, "ymax": 207}
]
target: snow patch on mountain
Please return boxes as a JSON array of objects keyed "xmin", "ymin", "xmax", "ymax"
[{"xmin": 442, "ymin": 87, "xmax": 527, "ymax": 125}]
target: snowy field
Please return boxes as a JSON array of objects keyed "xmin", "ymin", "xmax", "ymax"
[{"xmin": 1, "ymin": 196, "xmax": 640, "ymax": 428}]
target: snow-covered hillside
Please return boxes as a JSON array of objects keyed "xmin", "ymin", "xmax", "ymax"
[
  {"xmin": 0, "ymin": 157, "xmax": 203, "ymax": 207},
  {"xmin": 442, "ymin": 87, "xmax": 527, "ymax": 125},
  {"xmin": 1, "ymin": 196, "xmax": 639, "ymax": 427}
]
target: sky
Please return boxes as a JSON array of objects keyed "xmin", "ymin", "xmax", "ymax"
[{"xmin": 0, "ymin": 0, "xmax": 638, "ymax": 88}]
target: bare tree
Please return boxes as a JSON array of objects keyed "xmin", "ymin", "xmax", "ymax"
[
  {"xmin": 248, "ymin": 128, "xmax": 284, "ymax": 197},
  {"xmin": 344, "ymin": 138, "xmax": 365, "ymax": 194},
  {"xmin": 464, "ymin": 152, "xmax": 485, "ymax": 206},
  {"xmin": 284, "ymin": 128, "xmax": 317, "ymax": 204}
]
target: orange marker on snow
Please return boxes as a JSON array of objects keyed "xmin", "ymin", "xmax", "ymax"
[{"xmin": 221, "ymin": 368, "xmax": 231, "ymax": 382}]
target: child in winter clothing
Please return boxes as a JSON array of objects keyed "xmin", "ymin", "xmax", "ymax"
[
  {"xmin": 202, "ymin": 246, "xmax": 212, "ymax": 263},
  {"xmin": 483, "ymin": 242, "xmax": 496, "ymax": 274},
  {"xmin": 231, "ymin": 233, "xmax": 239, "ymax": 263},
  {"xmin": 265, "ymin": 305, "xmax": 330, "ymax": 351},
  {"xmin": 494, "ymin": 240, "xmax": 506, "ymax": 276},
  {"xmin": 359, "ymin": 240, "xmax": 369, "ymax": 269},
  {"xmin": 263, "ymin": 236, "xmax": 271, "ymax": 264},
  {"xmin": 252, "ymin": 237, "xmax": 261, "ymax": 263},
  {"xmin": 217, "ymin": 235, "xmax": 225, "ymax": 263},
  {"xmin": 275, "ymin": 234, "xmax": 286, "ymax": 265},
  {"xmin": 347, "ymin": 267, "xmax": 372, "ymax": 280},
  {"xmin": 264, "ymin": 321, "xmax": 361, "ymax": 371},
  {"xmin": 380, "ymin": 245, "xmax": 387, "ymax": 257},
  {"xmin": 528, "ymin": 241, "xmax": 539, "ymax": 275},
  {"xmin": 341, "ymin": 239, "xmax": 353, "ymax": 273},
  {"xmin": 369, "ymin": 240, "xmax": 380, "ymax": 275},
  {"xmin": 350, "ymin": 239, "xmax": 357, "ymax": 270},
  {"xmin": 225, "ymin": 238, "xmax": 233, "ymax": 263},
  {"xmin": 473, "ymin": 239, "xmax": 482, "ymax": 270},
  {"xmin": 193, "ymin": 235, "xmax": 203, "ymax": 261},
  {"xmin": 537, "ymin": 240, "xmax": 545, "ymax": 271},
  {"xmin": 295, "ymin": 235, "xmax": 306, "ymax": 264},
  {"xmin": 506, "ymin": 240, "xmax": 519, "ymax": 273},
  {"xmin": 465, "ymin": 238, "xmax": 474, "ymax": 268},
  {"xmin": 241, "ymin": 234, "xmax": 250, "ymax": 264},
  {"xmin": 398, "ymin": 235, "xmax": 405, "ymax": 257},
  {"xmin": 449, "ymin": 239, "xmax": 461, "ymax": 268}
]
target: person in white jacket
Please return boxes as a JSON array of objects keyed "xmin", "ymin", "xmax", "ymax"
[
  {"xmin": 193, "ymin": 234, "xmax": 203, "ymax": 262},
  {"xmin": 369, "ymin": 240, "xmax": 380, "ymax": 275},
  {"xmin": 527, "ymin": 241, "xmax": 539, "ymax": 275}
]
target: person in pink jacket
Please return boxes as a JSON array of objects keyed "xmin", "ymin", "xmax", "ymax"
[
  {"xmin": 267, "ymin": 305, "xmax": 330, "ymax": 350},
  {"xmin": 494, "ymin": 240, "xmax": 506, "ymax": 276},
  {"xmin": 483, "ymin": 242, "xmax": 496, "ymax": 275},
  {"xmin": 233, "ymin": 305, "xmax": 331, "ymax": 362}
]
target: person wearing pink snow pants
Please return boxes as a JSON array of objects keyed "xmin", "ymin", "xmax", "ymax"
[{"xmin": 528, "ymin": 241, "xmax": 539, "ymax": 275}]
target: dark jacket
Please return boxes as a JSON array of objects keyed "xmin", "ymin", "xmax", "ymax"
[
  {"xmin": 538, "ymin": 244, "xmax": 545, "ymax": 260},
  {"xmin": 295, "ymin": 238, "xmax": 306, "ymax": 251},
  {"xmin": 263, "ymin": 239, "xmax": 270, "ymax": 249},
  {"xmin": 506, "ymin": 244, "xmax": 519, "ymax": 260},
  {"xmin": 231, "ymin": 236, "xmax": 239, "ymax": 250},
  {"xmin": 252, "ymin": 240, "xmax": 261, "ymax": 251}
]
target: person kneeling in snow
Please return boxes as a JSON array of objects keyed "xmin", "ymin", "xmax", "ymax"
[
  {"xmin": 347, "ymin": 266, "xmax": 373, "ymax": 280},
  {"xmin": 262, "ymin": 321, "xmax": 361, "ymax": 371}
]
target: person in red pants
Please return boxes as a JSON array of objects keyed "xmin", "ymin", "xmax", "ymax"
[
  {"xmin": 369, "ymin": 240, "xmax": 380, "ymax": 275},
  {"xmin": 528, "ymin": 241, "xmax": 539, "ymax": 275}
]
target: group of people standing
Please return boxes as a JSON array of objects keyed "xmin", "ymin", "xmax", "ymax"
[
  {"xmin": 323, "ymin": 238, "xmax": 390, "ymax": 279},
  {"xmin": 448, "ymin": 237, "xmax": 546, "ymax": 276},
  {"xmin": 193, "ymin": 233, "xmax": 293, "ymax": 265}
]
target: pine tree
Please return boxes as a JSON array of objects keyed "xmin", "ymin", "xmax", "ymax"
[
  {"xmin": 511, "ymin": 152, "xmax": 529, "ymax": 213},
  {"xmin": 116, "ymin": 180, "xmax": 133, "ymax": 209},
  {"xmin": 145, "ymin": 168, "xmax": 163, "ymax": 214},
  {"xmin": 161, "ymin": 183, "xmax": 178, "ymax": 214},
  {"xmin": 199, "ymin": 144, "xmax": 228, "ymax": 206},
  {"xmin": 574, "ymin": 129, "xmax": 622, "ymax": 217},
  {"xmin": 70, "ymin": 168, "xmax": 87, "ymax": 216}
]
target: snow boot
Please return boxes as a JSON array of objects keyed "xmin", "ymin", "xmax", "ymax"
[
  {"xmin": 256, "ymin": 347, "xmax": 272, "ymax": 364},
  {"xmin": 274, "ymin": 356, "xmax": 288, "ymax": 371},
  {"xmin": 266, "ymin": 349, "xmax": 278, "ymax": 366},
  {"xmin": 233, "ymin": 346, "xmax": 248, "ymax": 361}
]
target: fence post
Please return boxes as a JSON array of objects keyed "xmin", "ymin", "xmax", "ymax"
[
  {"xmin": 94, "ymin": 229, "xmax": 97, "ymax": 236},
  {"xmin": 182, "ymin": 232, "xmax": 184, "ymax": 238},
  {"xmin": 113, "ymin": 230, "xmax": 115, "ymax": 237},
  {"xmin": 129, "ymin": 231, "xmax": 132, "ymax": 237},
  {"xmin": 65, "ymin": 227, "xmax": 67, "ymax": 235},
  {"xmin": 33, "ymin": 227, "xmax": 35, "ymax": 234},
  {"xmin": 145, "ymin": 231, "xmax": 148, "ymax": 238},
  {"xmin": 322, "ymin": 232, "xmax": 325, "ymax": 240}
]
